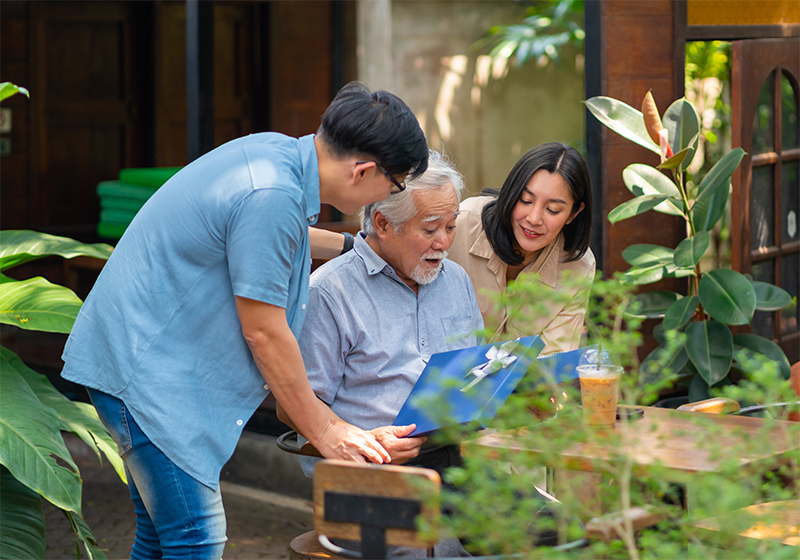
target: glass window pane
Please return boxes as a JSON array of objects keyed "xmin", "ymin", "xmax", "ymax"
[
  {"xmin": 782, "ymin": 72, "xmax": 799, "ymax": 150},
  {"xmin": 753, "ymin": 72, "xmax": 774, "ymax": 155},
  {"xmin": 782, "ymin": 161, "xmax": 799, "ymax": 244},
  {"xmin": 781, "ymin": 253, "xmax": 799, "ymax": 336},
  {"xmin": 751, "ymin": 166, "xmax": 774, "ymax": 249},
  {"xmin": 751, "ymin": 260, "xmax": 775, "ymax": 338}
]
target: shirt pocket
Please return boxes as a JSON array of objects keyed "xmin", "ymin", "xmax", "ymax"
[{"xmin": 439, "ymin": 315, "xmax": 477, "ymax": 350}]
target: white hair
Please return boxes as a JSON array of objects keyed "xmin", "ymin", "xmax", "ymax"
[{"xmin": 362, "ymin": 149, "xmax": 465, "ymax": 235}]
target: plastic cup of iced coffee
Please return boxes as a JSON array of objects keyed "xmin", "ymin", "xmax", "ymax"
[{"xmin": 578, "ymin": 364, "xmax": 623, "ymax": 426}]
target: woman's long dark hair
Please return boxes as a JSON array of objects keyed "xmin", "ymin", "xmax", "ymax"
[{"xmin": 481, "ymin": 142, "xmax": 592, "ymax": 266}]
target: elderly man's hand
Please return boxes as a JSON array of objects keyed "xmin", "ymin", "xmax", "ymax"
[
  {"xmin": 315, "ymin": 421, "xmax": 392, "ymax": 464},
  {"xmin": 368, "ymin": 424, "xmax": 426, "ymax": 464}
]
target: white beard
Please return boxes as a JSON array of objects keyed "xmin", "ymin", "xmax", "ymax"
[{"xmin": 409, "ymin": 250, "xmax": 447, "ymax": 285}]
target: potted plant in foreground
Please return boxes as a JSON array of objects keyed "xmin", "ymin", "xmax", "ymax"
[
  {"xmin": 585, "ymin": 91, "xmax": 793, "ymax": 402},
  {"xmin": 0, "ymin": 82, "xmax": 123, "ymax": 560}
]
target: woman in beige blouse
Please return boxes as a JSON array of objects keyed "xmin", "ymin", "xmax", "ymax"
[
  {"xmin": 448, "ymin": 143, "xmax": 595, "ymax": 354},
  {"xmin": 310, "ymin": 143, "xmax": 594, "ymax": 354}
]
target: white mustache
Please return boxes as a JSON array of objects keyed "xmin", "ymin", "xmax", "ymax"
[{"xmin": 421, "ymin": 250, "xmax": 448, "ymax": 261}]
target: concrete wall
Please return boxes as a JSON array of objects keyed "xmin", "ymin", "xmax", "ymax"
[{"xmin": 367, "ymin": 0, "xmax": 586, "ymax": 196}]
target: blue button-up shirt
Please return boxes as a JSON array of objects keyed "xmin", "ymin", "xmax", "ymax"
[
  {"xmin": 62, "ymin": 133, "xmax": 319, "ymax": 489},
  {"xmin": 300, "ymin": 233, "xmax": 484, "ymax": 432}
]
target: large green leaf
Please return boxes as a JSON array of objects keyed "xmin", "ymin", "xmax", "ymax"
[
  {"xmin": 621, "ymin": 263, "xmax": 670, "ymax": 285},
  {"xmin": 662, "ymin": 98, "xmax": 700, "ymax": 172},
  {"xmin": 688, "ymin": 373, "xmax": 712, "ymax": 402},
  {"xmin": 751, "ymin": 281, "xmax": 793, "ymax": 311},
  {"xmin": 0, "ymin": 353, "xmax": 82, "ymax": 513},
  {"xmin": 608, "ymin": 194, "xmax": 671, "ymax": 224},
  {"xmin": 0, "ymin": 275, "xmax": 83, "ymax": 333},
  {"xmin": 733, "ymin": 333, "xmax": 791, "ymax": 380},
  {"xmin": 694, "ymin": 148, "xmax": 746, "ymax": 203},
  {"xmin": 691, "ymin": 179, "xmax": 729, "ymax": 231},
  {"xmin": 64, "ymin": 509, "xmax": 108, "ymax": 560},
  {"xmin": 627, "ymin": 291, "xmax": 681, "ymax": 318},
  {"xmin": 622, "ymin": 164, "xmax": 684, "ymax": 216},
  {"xmin": 1, "ymin": 348, "xmax": 126, "ymax": 483},
  {"xmin": 584, "ymin": 97, "xmax": 661, "ymax": 154},
  {"xmin": 698, "ymin": 269, "xmax": 757, "ymax": 325},
  {"xmin": 0, "ymin": 465, "xmax": 45, "ymax": 560},
  {"xmin": 0, "ymin": 230, "xmax": 112, "ymax": 272},
  {"xmin": 685, "ymin": 320, "xmax": 733, "ymax": 386},
  {"xmin": 622, "ymin": 244, "xmax": 674, "ymax": 267},
  {"xmin": 663, "ymin": 295, "xmax": 699, "ymax": 330},
  {"xmin": 640, "ymin": 343, "xmax": 688, "ymax": 385},
  {"xmin": 673, "ymin": 231, "xmax": 710, "ymax": 268}
]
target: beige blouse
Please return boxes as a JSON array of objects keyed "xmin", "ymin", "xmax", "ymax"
[{"xmin": 449, "ymin": 196, "xmax": 596, "ymax": 354}]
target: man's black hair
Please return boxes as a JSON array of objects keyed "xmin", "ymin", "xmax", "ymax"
[
  {"xmin": 317, "ymin": 82, "xmax": 428, "ymax": 180},
  {"xmin": 481, "ymin": 142, "xmax": 593, "ymax": 265}
]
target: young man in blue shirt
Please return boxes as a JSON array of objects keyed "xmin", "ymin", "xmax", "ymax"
[{"xmin": 61, "ymin": 83, "xmax": 428, "ymax": 559}]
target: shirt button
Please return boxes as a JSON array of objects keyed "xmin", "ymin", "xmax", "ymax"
[
  {"xmin": 263, "ymin": 384, "xmax": 269, "ymax": 391},
  {"xmin": 301, "ymin": 303, "xmax": 306, "ymax": 310},
  {"xmin": 236, "ymin": 419, "xmax": 243, "ymax": 426}
]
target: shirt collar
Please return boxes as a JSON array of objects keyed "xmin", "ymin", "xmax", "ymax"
[
  {"xmin": 299, "ymin": 134, "xmax": 321, "ymax": 225},
  {"xmin": 468, "ymin": 229, "xmax": 563, "ymax": 287},
  {"xmin": 354, "ymin": 232, "xmax": 448, "ymax": 283}
]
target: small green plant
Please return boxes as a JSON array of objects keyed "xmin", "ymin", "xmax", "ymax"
[
  {"xmin": 585, "ymin": 91, "xmax": 793, "ymax": 401},
  {"xmin": 0, "ymin": 84, "xmax": 123, "ymax": 560},
  {"xmin": 436, "ymin": 273, "xmax": 799, "ymax": 559}
]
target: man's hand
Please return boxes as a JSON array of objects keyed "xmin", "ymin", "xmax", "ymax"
[
  {"xmin": 316, "ymin": 421, "xmax": 391, "ymax": 463},
  {"xmin": 368, "ymin": 424, "xmax": 426, "ymax": 464}
]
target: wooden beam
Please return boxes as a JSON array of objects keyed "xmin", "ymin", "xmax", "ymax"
[{"xmin": 186, "ymin": 0, "xmax": 214, "ymax": 162}]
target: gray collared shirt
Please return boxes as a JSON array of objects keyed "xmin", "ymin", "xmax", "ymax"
[{"xmin": 300, "ymin": 233, "xmax": 484, "ymax": 432}]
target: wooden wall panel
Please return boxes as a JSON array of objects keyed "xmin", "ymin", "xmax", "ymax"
[{"xmin": 599, "ymin": 1, "xmax": 685, "ymax": 278}]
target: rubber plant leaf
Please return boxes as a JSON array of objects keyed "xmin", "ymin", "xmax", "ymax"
[
  {"xmin": 0, "ymin": 82, "xmax": 30, "ymax": 102},
  {"xmin": 733, "ymin": 333, "xmax": 791, "ymax": 380},
  {"xmin": 639, "ymin": 343, "xmax": 689, "ymax": 386},
  {"xmin": 662, "ymin": 98, "xmax": 700, "ymax": 172},
  {"xmin": 622, "ymin": 244, "xmax": 674, "ymax": 267},
  {"xmin": 692, "ymin": 179, "xmax": 729, "ymax": 232},
  {"xmin": 663, "ymin": 295, "xmax": 699, "ymax": 330},
  {"xmin": 627, "ymin": 291, "xmax": 681, "ymax": 318},
  {"xmin": 694, "ymin": 148, "xmax": 746, "ymax": 203},
  {"xmin": 641, "ymin": 90, "xmax": 663, "ymax": 145},
  {"xmin": 698, "ymin": 269, "xmax": 757, "ymax": 326},
  {"xmin": 622, "ymin": 164, "xmax": 684, "ymax": 216},
  {"xmin": 685, "ymin": 320, "xmax": 733, "ymax": 386},
  {"xmin": 673, "ymin": 231, "xmax": 710, "ymax": 268},
  {"xmin": 608, "ymin": 194, "xmax": 671, "ymax": 224},
  {"xmin": 584, "ymin": 96, "xmax": 660, "ymax": 154},
  {"xmin": 751, "ymin": 281, "xmax": 793, "ymax": 311}
]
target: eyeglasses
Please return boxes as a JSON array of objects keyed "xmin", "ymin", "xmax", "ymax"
[{"xmin": 356, "ymin": 161, "xmax": 406, "ymax": 194}]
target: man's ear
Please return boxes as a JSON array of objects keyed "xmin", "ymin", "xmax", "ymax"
[
  {"xmin": 352, "ymin": 161, "xmax": 374, "ymax": 185},
  {"xmin": 373, "ymin": 211, "xmax": 390, "ymax": 238}
]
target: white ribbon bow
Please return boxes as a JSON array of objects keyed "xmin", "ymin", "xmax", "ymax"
[{"xmin": 461, "ymin": 339, "xmax": 520, "ymax": 392}]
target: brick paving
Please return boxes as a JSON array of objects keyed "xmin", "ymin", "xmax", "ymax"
[{"xmin": 43, "ymin": 437, "xmax": 313, "ymax": 560}]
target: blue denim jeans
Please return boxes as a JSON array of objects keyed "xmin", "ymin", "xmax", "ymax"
[{"xmin": 87, "ymin": 388, "xmax": 227, "ymax": 559}]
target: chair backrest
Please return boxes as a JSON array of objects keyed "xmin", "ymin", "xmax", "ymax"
[{"xmin": 313, "ymin": 460, "xmax": 441, "ymax": 558}]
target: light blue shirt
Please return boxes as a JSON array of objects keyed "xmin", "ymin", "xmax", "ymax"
[
  {"xmin": 299, "ymin": 234, "xmax": 484, "ymax": 475},
  {"xmin": 62, "ymin": 133, "xmax": 319, "ymax": 489}
]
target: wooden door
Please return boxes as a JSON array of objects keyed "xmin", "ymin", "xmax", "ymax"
[
  {"xmin": 731, "ymin": 37, "xmax": 800, "ymax": 361},
  {"xmin": 30, "ymin": 1, "xmax": 143, "ymax": 236},
  {"xmin": 154, "ymin": 2, "xmax": 253, "ymax": 166}
]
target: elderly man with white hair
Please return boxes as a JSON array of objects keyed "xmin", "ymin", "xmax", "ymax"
[{"xmin": 278, "ymin": 149, "xmax": 483, "ymax": 472}]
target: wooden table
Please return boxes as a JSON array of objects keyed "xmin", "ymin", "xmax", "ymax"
[{"xmin": 465, "ymin": 405, "xmax": 799, "ymax": 482}]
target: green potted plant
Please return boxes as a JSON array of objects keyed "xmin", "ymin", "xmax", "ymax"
[
  {"xmin": 0, "ymin": 83, "xmax": 123, "ymax": 559},
  {"xmin": 584, "ymin": 91, "xmax": 793, "ymax": 401}
]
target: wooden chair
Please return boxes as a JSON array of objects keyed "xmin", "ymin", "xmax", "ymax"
[{"xmin": 291, "ymin": 460, "xmax": 440, "ymax": 560}]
